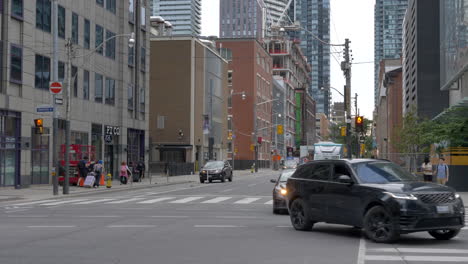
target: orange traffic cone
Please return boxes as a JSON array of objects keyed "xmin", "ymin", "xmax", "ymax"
[
  {"xmin": 99, "ymin": 173, "xmax": 105, "ymax": 186},
  {"xmin": 78, "ymin": 177, "xmax": 84, "ymax": 187}
]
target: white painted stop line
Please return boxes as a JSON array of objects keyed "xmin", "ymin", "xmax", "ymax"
[
  {"xmin": 169, "ymin": 197, "xmax": 204, "ymax": 204},
  {"xmin": 107, "ymin": 198, "xmax": 145, "ymax": 204},
  {"xmin": 137, "ymin": 197, "xmax": 175, "ymax": 204},
  {"xmin": 40, "ymin": 199, "xmax": 88, "ymax": 206},
  {"xmin": 75, "ymin": 198, "xmax": 116, "ymax": 205},
  {"xmin": 234, "ymin": 197, "xmax": 261, "ymax": 204}
]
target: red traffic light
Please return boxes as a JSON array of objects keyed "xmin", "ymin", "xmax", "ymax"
[{"xmin": 257, "ymin": 137, "xmax": 262, "ymax": 144}]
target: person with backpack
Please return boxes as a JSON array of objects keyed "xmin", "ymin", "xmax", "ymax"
[
  {"xmin": 93, "ymin": 160, "xmax": 104, "ymax": 188},
  {"xmin": 136, "ymin": 160, "xmax": 145, "ymax": 181},
  {"xmin": 77, "ymin": 156, "xmax": 89, "ymax": 186},
  {"xmin": 435, "ymin": 157, "xmax": 449, "ymax": 185},
  {"xmin": 119, "ymin": 161, "xmax": 132, "ymax": 185}
]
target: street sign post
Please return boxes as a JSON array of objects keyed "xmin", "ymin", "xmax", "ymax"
[{"xmin": 49, "ymin": 81, "xmax": 63, "ymax": 95}]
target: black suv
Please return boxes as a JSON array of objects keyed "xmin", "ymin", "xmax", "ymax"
[
  {"xmin": 200, "ymin": 160, "xmax": 233, "ymax": 183},
  {"xmin": 286, "ymin": 159, "xmax": 465, "ymax": 243}
]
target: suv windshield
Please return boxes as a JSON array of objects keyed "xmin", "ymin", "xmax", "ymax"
[
  {"xmin": 352, "ymin": 161, "xmax": 416, "ymax": 184},
  {"xmin": 279, "ymin": 170, "xmax": 295, "ymax": 182},
  {"xmin": 204, "ymin": 161, "xmax": 224, "ymax": 169}
]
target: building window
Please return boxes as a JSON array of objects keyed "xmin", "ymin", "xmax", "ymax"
[
  {"xmin": 57, "ymin": 5, "xmax": 65, "ymax": 38},
  {"xmin": 35, "ymin": 54, "xmax": 50, "ymax": 90},
  {"xmin": 91, "ymin": 124, "xmax": 103, "ymax": 160},
  {"xmin": 128, "ymin": 46, "xmax": 134, "ymax": 66},
  {"xmin": 140, "ymin": 46, "xmax": 146, "ymax": 71},
  {"xmin": 106, "ymin": 0, "xmax": 116, "ymax": 14},
  {"xmin": 36, "ymin": 0, "xmax": 51, "ymax": 32},
  {"xmin": 11, "ymin": 0, "xmax": 23, "ymax": 19},
  {"xmin": 58, "ymin": 61, "xmax": 65, "ymax": 82},
  {"xmin": 10, "ymin": 45, "xmax": 22, "ymax": 84},
  {"xmin": 72, "ymin": 66, "xmax": 78, "ymax": 97},
  {"xmin": 105, "ymin": 30, "xmax": 115, "ymax": 59},
  {"xmin": 72, "ymin": 13, "xmax": 79, "ymax": 44},
  {"xmin": 157, "ymin": 116, "xmax": 165, "ymax": 129},
  {"xmin": 128, "ymin": 0, "xmax": 134, "ymax": 23},
  {"xmin": 84, "ymin": 19, "xmax": 90, "ymax": 49},
  {"xmin": 95, "ymin": 25, "xmax": 103, "ymax": 55},
  {"xmin": 139, "ymin": 87, "xmax": 145, "ymax": 113},
  {"xmin": 128, "ymin": 85, "xmax": 134, "ymax": 110},
  {"xmin": 83, "ymin": 70, "xmax": 89, "ymax": 100},
  {"xmin": 105, "ymin": 77, "xmax": 115, "ymax": 105},
  {"xmin": 228, "ymin": 70, "xmax": 233, "ymax": 86},
  {"xmin": 95, "ymin": 73, "xmax": 103, "ymax": 102},
  {"xmin": 96, "ymin": 0, "xmax": 104, "ymax": 7}
]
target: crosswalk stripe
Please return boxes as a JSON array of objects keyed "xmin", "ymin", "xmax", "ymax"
[
  {"xmin": 41, "ymin": 199, "xmax": 88, "ymax": 206},
  {"xmin": 170, "ymin": 197, "xmax": 204, "ymax": 204},
  {"xmin": 106, "ymin": 198, "xmax": 145, "ymax": 204},
  {"xmin": 365, "ymin": 255, "xmax": 468, "ymax": 262},
  {"xmin": 368, "ymin": 248, "xmax": 468, "ymax": 254},
  {"xmin": 13, "ymin": 200, "xmax": 58, "ymax": 206},
  {"xmin": 264, "ymin": 200, "xmax": 273, "ymax": 205},
  {"xmin": 75, "ymin": 199, "xmax": 116, "ymax": 205},
  {"xmin": 137, "ymin": 197, "xmax": 175, "ymax": 204},
  {"xmin": 234, "ymin": 197, "xmax": 261, "ymax": 204},
  {"xmin": 201, "ymin": 197, "xmax": 232, "ymax": 204},
  {"xmin": 462, "ymin": 227, "xmax": 468, "ymax": 230}
]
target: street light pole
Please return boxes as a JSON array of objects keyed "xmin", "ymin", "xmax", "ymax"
[
  {"xmin": 51, "ymin": 0, "xmax": 59, "ymax": 195},
  {"xmin": 63, "ymin": 38, "xmax": 73, "ymax": 194}
]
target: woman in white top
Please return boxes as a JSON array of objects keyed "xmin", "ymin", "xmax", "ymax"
[{"xmin": 421, "ymin": 157, "xmax": 433, "ymax": 182}]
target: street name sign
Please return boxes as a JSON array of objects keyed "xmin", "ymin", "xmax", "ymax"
[{"xmin": 36, "ymin": 105, "xmax": 54, "ymax": 113}]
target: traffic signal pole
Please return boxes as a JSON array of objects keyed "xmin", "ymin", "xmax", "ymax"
[
  {"xmin": 342, "ymin": 39, "xmax": 352, "ymax": 159},
  {"xmin": 51, "ymin": 0, "xmax": 59, "ymax": 196}
]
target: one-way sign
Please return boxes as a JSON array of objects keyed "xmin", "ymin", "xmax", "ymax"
[{"xmin": 36, "ymin": 105, "xmax": 54, "ymax": 112}]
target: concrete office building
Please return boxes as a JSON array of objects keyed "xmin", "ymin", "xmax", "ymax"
[
  {"xmin": 374, "ymin": 0, "xmax": 407, "ymax": 106},
  {"xmin": 216, "ymin": 38, "xmax": 273, "ymax": 169},
  {"xmin": 0, "ymin": 0, "xmax": 150, "ymax": 187},
  {"xmin": 288, "ymin": 0, "xmax": 330, "ymax": 117},
  {"xmin": 402, "ymin": 0, "xmax": 448, "ymax": 119},
  {"xmin": 149, "ymin": 37, "xmax": 228, "ymax": 173},
  {"xmin": 151, "ymin": 0, "xmax": 201, "ymax": 36},
  {"xmin": 219, "ymin": 0, "xmax": 265, "ymax": 39}
]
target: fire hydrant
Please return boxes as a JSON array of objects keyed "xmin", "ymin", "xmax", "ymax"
[
  {"xmin": 106, "ymin": 173, "xmax": 112, "ymax": 188},
  {"xmin": 251, "ymin": 163, "xmax": 255, "ymax": 173}
]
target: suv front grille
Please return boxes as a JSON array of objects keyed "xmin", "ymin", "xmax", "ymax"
[{"xmin": 415, "ymin": 193, "xmax": 456, "ymax": 204}]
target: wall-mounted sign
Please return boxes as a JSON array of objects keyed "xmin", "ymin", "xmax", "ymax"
[{"xmin": 105, "ymin": 125, "xmax": 120, "ymax": 136}]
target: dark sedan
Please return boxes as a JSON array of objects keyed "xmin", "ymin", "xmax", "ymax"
[
  {"xmin": 200, "ymin": 160, "xmax": 233, "ymax": 183},
  {"xmin": 286, "ymin": 159, "xmax": 465, "ymax": 243},
  {"xmin": 270, "ymin": 169, "xmax": 295, "ymax": 214}
]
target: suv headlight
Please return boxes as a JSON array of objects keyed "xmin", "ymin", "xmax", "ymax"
[
  {"xmin": 454, "ymin": 193, "xmax": 461, "ymax": 199},
  {"xmin": 384, "ymin": 192, "xmax": 418, "ymax": 201}
]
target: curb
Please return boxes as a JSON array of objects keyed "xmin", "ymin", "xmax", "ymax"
[{"xmin": 1, "ymin": 180, "xmax": 196, "ymax": 204}]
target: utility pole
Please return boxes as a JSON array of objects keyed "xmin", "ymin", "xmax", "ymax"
[
  {"xmin": 208, "ymin": 84, "xmax": 214, "ymax": 161},
  {"xmin": 354, "ymin": 93, "xmax": 359, "ymax": 158},
  {"xmin": 64, "ymin": 38, "xmax": 73, "ymax": 194},
  {"xmin": 341, "ymin": 38, "xmax": 352, "ymax": 159},
  {"xmin": 52, "ymin": 0, "xmax": 59, "ymax": 195}
]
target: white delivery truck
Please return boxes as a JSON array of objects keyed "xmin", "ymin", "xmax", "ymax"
[{"xmin": 313, "ymin": 142, "xmax": 344, "ymax": 160}]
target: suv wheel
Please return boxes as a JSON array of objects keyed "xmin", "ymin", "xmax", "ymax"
[
  {"xmin": 363, "ymin": 206, "xmax": 399, "ymax": 243},
  {"xmin": 200, "ymin": 179, "xmax": 205, "ymax": 184},
  {"xmin": 428, "ymin": 229, "xmax": 460, "ymax": 240},
  {"xmin": 221, "ymin": 174, "xmax": 226, "ymax": 183},
  {"xmin": 289, "ymin": 198, "xmax": 314, "ymax": 231}
]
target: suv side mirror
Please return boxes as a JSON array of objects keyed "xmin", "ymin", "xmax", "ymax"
[
  {"xmin": 270, "ymin": 179, "xmax": 277, "ymax": 183},
  {"xmin": 338, "ymin": 175, "xmax": 353, "ymax": 185}
]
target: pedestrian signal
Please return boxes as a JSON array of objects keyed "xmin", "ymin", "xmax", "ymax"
[{"xmin": 34, "ymin": 118, "xmax": 44, "ymax": 134}]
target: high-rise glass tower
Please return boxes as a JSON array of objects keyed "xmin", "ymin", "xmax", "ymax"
[
  {"xmin": 289, "ymin": 0, "xmax": 331, "ymax": 117},
  {"xmin": 219, "ymin": 0, "xmax": 265, "ymax": 39},
  {"xmin": 151, "ymin": 0, "xmax": 201, "ymax": 36},
  {"xmin": 374, "ymin": 0, "xmax": 408, "ymax": 106}
]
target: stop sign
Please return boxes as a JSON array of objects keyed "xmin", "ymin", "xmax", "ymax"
[{"xmin": 49, "ymin": 82, "xmax": 63, "ymax": 94}]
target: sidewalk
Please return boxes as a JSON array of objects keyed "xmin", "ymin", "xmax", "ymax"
[{"xmin": 0, "ymin": 169, "xmax": 265, "ymax": 203}]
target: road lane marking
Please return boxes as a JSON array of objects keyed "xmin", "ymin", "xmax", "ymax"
[
  {"xmin": 194, "ymin": 225, "xmax": 244, "ymax": 228},
  {"xmin": 462, "ymin": 227, "xmax": 468, "ymax": 230},
  {"xmin": 275, "ymin": 226, "xmax": 291, "ymax": 228},
  {"xmin": 234, "ymin": 197, "xmax": 261, "ymax": 204},
  {"xmin": 169, "ymin": 197, "xmax": 204, "ymax": 204},
  {"xmin": 149, "ymin": 216, "xmax": 189, "ymax": 218},
  {"xmin": 13, "ymin": 200, "xmax": 58, "ymax": 206},
  {"xmin": 137, "ymin": 197, "xmax": 176, "ymax": 204},
  {"xmin": 356, "ymin": 237, "xmax": 366, "ymax": 264},
  {"xmin": 28, "ymin": 225, "xmax": 76, "ymax": 228},
  {"xmin": 215, "ymin": 216, "xmax": 258, "ymax": 219},
  {"xmin": 40, "ymin": 199, "xmax": 88, "ymax": 206},
  {"xmin": 78, "ymin": 215, "xmax": 120, "ymax": 218},
  {"xmin": 264, "ymin": 200, "xmax": 273, "ymax": 205},
  {"xmin": 107, "ymin": 225, "xmax": 156, "ymax": 228},
  {"xmin": 368, "ymin": 248, "xmax": 468, "ymax": 254},
  {"xmin": 75, "ymin": 198, "xmax": 116, "ymax": 205},
  {"xmin": 201, "ymin": 197, "xmax": 232, "ymax": 203},
  {"xmin": 220, "ymin": 189, "xmax": 233, "ymax": 192},
  {"xmin": 247, "ymin": 183, "xmax": 257, "ymax": 187},
  {"xmin": 106, "ymin": 198, "xmax": 145, "ymax": 204},
  {"xmin": 365, "ymin": 255, "xmax": 468, "ymax": 262},
  {"xmin": 7, "ymin": 215, "xmax": 48, "ymax": 218}
]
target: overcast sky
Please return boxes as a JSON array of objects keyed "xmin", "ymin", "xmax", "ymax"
[{"xmin": 201, "ymin": 0, "xmax": 375, "ymax": 119}]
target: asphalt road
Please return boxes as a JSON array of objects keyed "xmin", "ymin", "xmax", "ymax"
[{"xmin": 1, "ymin": 170, "xmax": 467, "ymax": 264}]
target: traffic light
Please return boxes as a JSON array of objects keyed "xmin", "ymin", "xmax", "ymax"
[
  {"xmin": 257, "ymin": 137, "xmax": 263, "ymax": 144},
  {"xmin": 340, "ymin": 126, "xmax": 346, "ymax": 137},
  {"xmin": 355, "ymin": 116, "xmax": 364, "ymax": 132},
  {"xmin": 227, "ymin": 131, "xmax": 233, "ymax": 140},
  {"xmin": 34, "ymin": 118, "xmax": 44, "ymax": 134},
  {"xmin": 277, "ymin": 125, "xmax": 283, "ymax": 135}
]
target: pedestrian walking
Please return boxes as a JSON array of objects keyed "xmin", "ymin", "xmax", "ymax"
[
  {"xmin": 421, "ymin": 157, "xmax": 433, "ymax": 182},
  {"xmin": 93, "ymin": 160, "xmax": 104, "ymax": 188},
  {"xmin": 77, "ymin": 156, "xmax": 89, "ymax": 186},
  {"xmin": 137, "ymin": 160, "xmax": 145, "ymax": 180},
  {"xmin": 435, "ymin": 157, "xmax": 449, "ymax": 185},
  {"xmin": 119, "ymin": 161, "xmax": 131, "ymax": 185}
]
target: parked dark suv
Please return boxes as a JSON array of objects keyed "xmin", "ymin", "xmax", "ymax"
[{"xmin": 286, "ymin": 159, "xmax": 465, "ymax": 243}]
